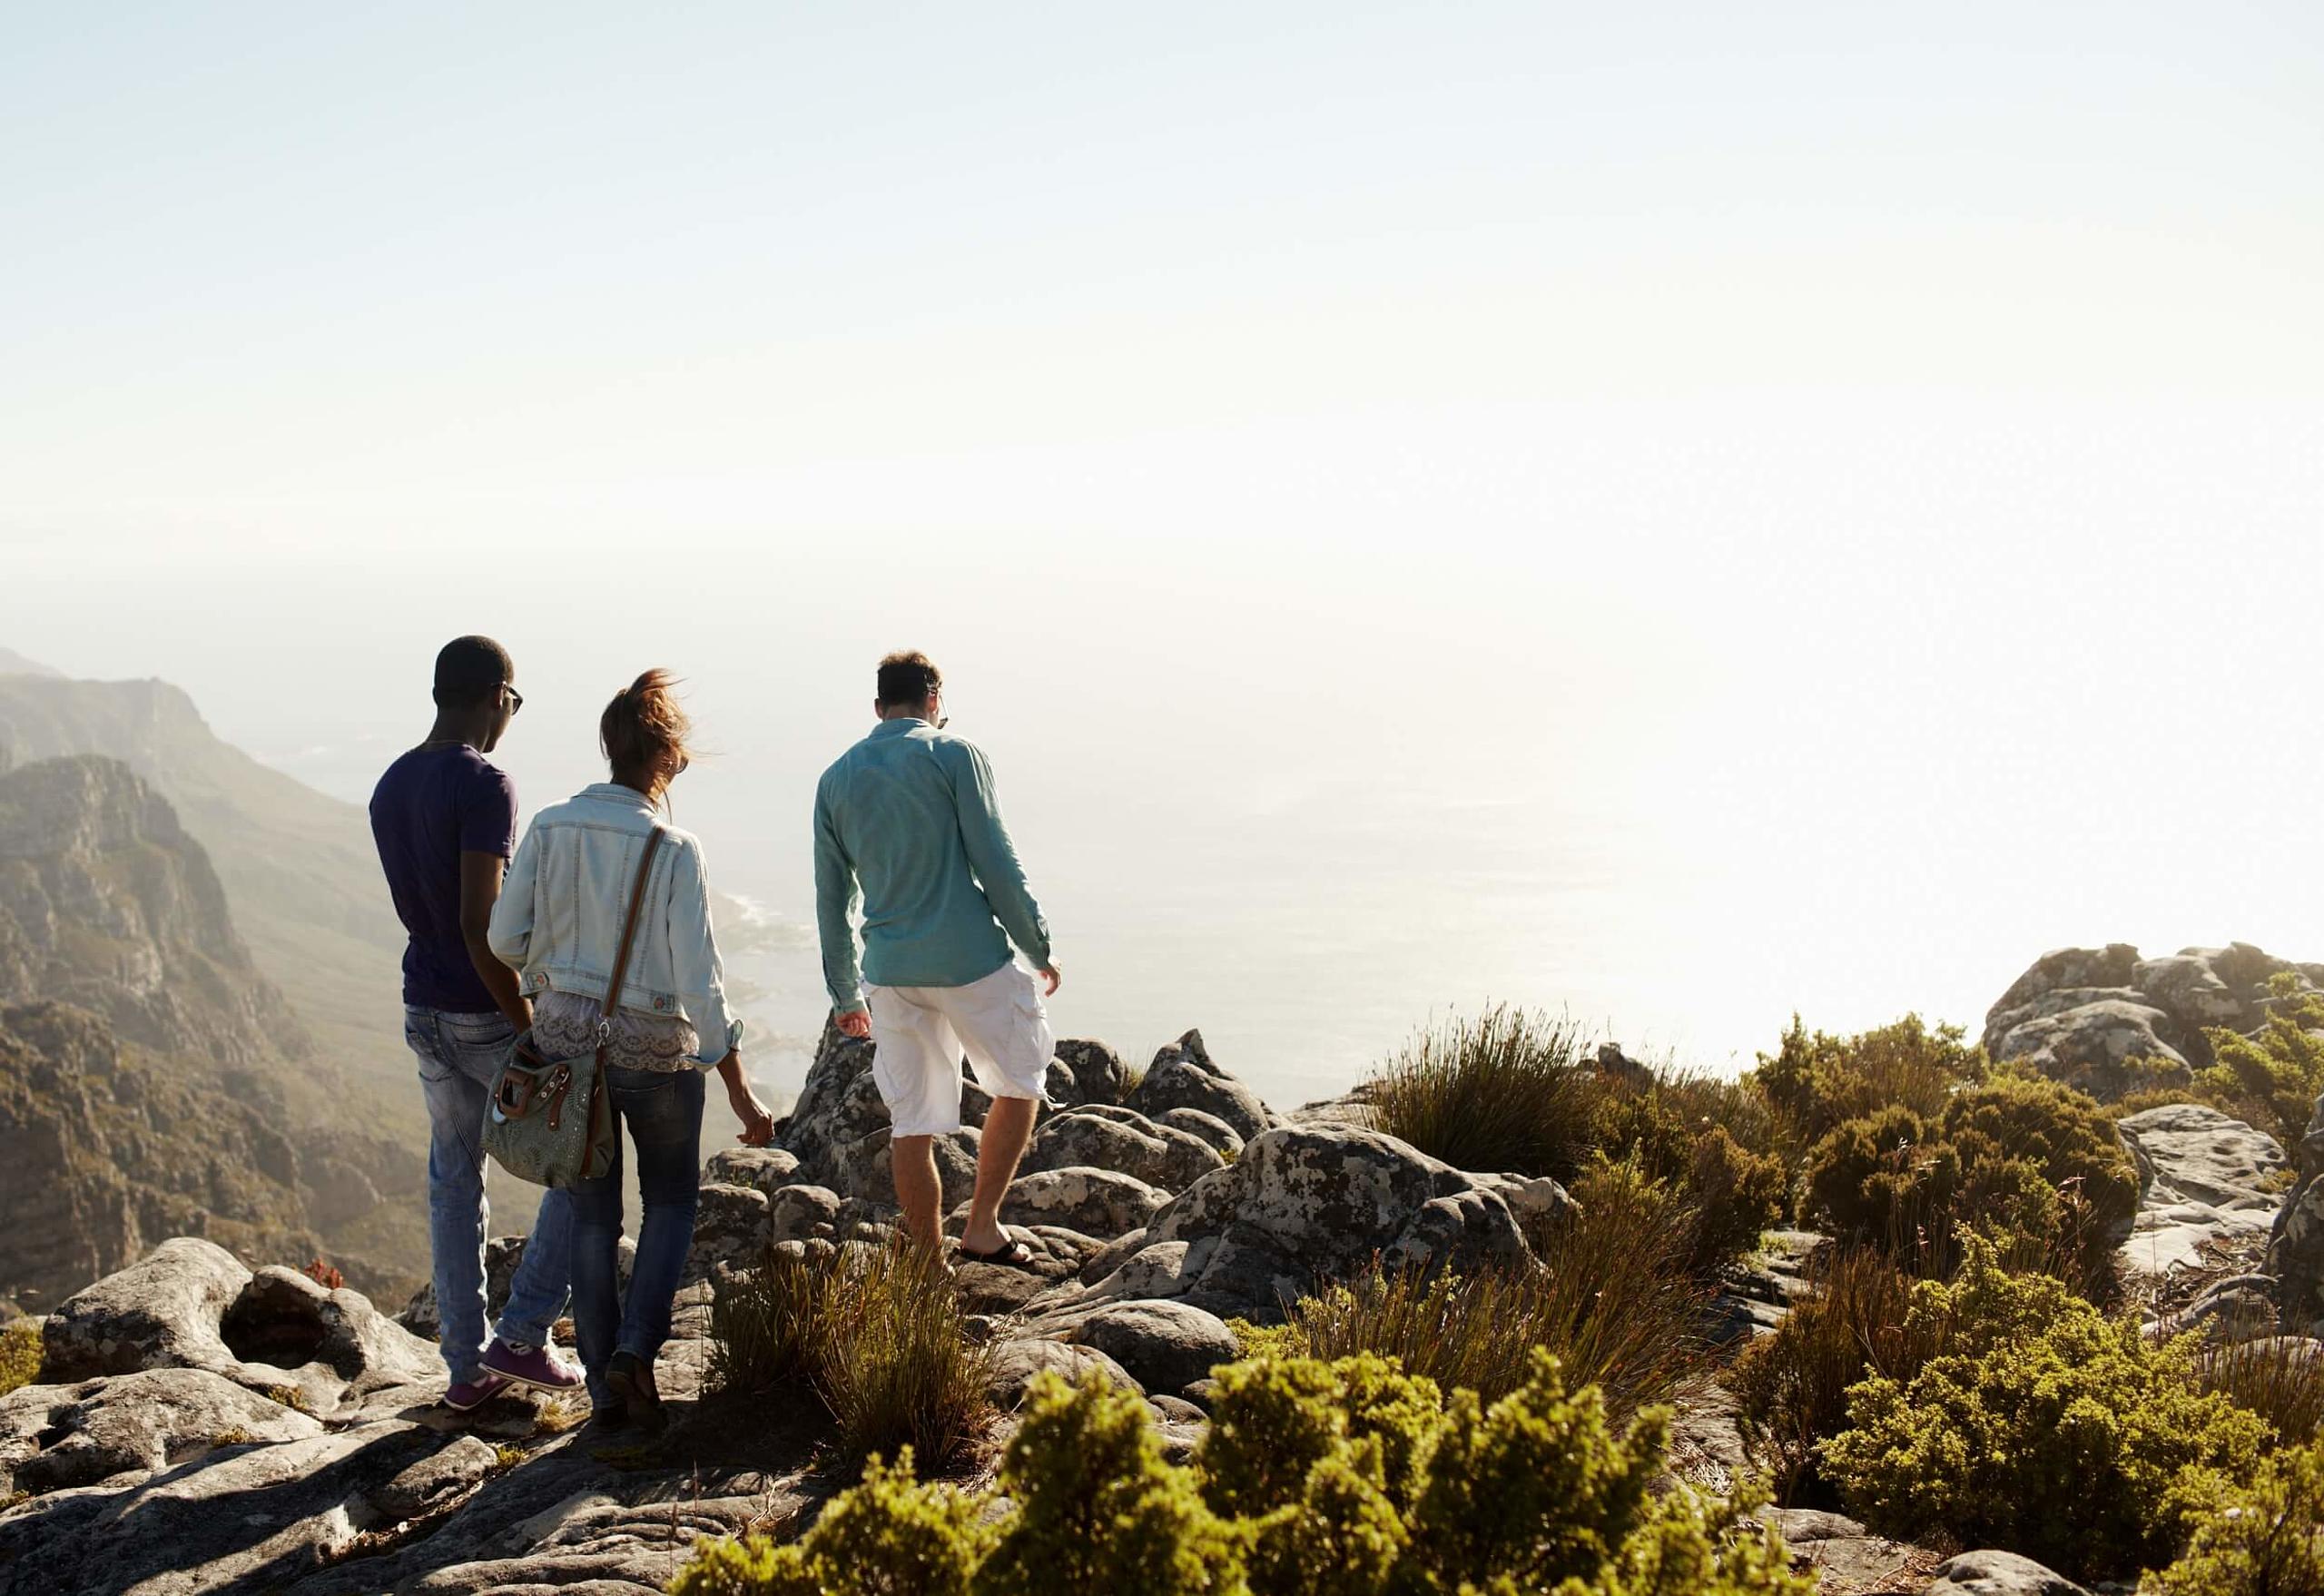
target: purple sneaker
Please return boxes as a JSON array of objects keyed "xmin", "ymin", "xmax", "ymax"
[
  {"xmin": 443, "ymin": 1372, "xmax": 513, "ymax": 1413},
  {"xmin": 481, "ymin": 1338, "xmax": 584, "ymax": 1394}
]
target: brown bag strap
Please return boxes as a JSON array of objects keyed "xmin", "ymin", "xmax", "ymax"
[{"xmin": 596, "ymin": 827, "xmax": 666, "ymax": 1044}]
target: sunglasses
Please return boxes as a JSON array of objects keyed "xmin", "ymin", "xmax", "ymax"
[{"xmin": 500, "ymin": 684, "xmax": 524, "ymax": 714}]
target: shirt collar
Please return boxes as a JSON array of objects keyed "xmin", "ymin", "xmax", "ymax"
[
  {"xmin": 577, "ymin": 782, "xmax": 657, "ymax": 811},
  {"xmin": 868, "ymin": 718, "xmax": 929, "ymax": 740}
]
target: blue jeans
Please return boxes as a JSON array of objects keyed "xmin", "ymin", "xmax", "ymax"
[
  {"xmin": 405, "ymin": 1004, "xmax": 575, "ymax": 1384},
  {"xmin": 571, "ymin": 1065, "xmax": 704, "ymax": 1406}
]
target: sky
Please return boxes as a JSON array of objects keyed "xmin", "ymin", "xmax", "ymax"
[{"xmin": 4, "ymin": 3, "xmax": 2320, "ymax": 1102}]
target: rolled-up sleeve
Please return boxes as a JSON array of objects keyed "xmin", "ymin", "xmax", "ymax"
[
  {"xmin": 487, "ymin": 822, "xmax": 540, "ymax": 968},
  {"xmin": 667, "ymin": 834, "xmax": 743, "ymax": 1063}
]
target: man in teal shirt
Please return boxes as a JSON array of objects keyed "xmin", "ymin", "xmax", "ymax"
[{"xmin": 814, "ymin": 651, "xmax": 1061, "ymax": 1265}]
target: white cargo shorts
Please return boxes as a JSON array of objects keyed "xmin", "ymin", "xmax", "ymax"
[{"xmin": 865, "ymin": 961, "xmax": 1055, "ymax": 1137}]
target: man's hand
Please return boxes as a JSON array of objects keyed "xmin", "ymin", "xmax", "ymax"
[
  {"xmin": 835, "ymin": 1007, "xmax": 872, "ymax": 1039},
  {"xmin": 1039, "ymin": 963, "xmax": 1061, "ymax": 997}
]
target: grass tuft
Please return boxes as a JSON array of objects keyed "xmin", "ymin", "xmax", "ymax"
[
  {"xmin": 2196, "ymin": 1335, "xmax": 2324, "ymax": 1447},
  {"xmin": 710, "ymin": 1241, "xmax": 996, "ymax": 1475},
  {"xmin": 1366, "ymin": 1004, "xmax": 1600, "ymax": 1177}
]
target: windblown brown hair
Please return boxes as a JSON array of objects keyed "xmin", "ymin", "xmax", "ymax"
[{"xmin": 600, "ymin": 669, "xmax": 694, "ymax": 795}]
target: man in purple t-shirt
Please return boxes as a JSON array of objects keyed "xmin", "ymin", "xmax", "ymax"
[{"xmin": 369, "ymin": 636, "xmax": 581, "ymax": 1412}]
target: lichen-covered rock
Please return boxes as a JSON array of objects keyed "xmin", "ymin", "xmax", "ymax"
[
  {"xmin": 1984, "ymin": 995, "xmax": 2191, "ymax": 1098},
  {"xmin": 984, "ymin": 1336, "xmax": 1142, "ymax": 1409},
  {"xmin": 0, "ymin": 1366, "xmax": 321, "ymax": 1498},
  {"xmin": 684, "ymin": 1183, "xmax": 771, "ymax": 1279},
  {"xmin": 1921, "ymin": 1549, "xmax": 2093, "ymax": 1594},
  {"xmin": 1085, "ymin": 1125, "xmax": 1533, "ymax": 1320},
  {"xmin": 701, "ymin": 1146, "xmax": 802, "ymax": 1197},
  {"xmin": 829, "ymin": 1125, "xmax": 981, "ymax": 1208},
  {"xmin": 1157, "ymin": 1107, "xmax": 1245, "ymax": 1159},
  {"xmin": 776, "ymin": 1017, "xmax": 888, "ymax": 1180},
  {"xmin": 1071, "ymin": 1299, "xmax": 1239, "ymax": 1395},
  {"xmin": 953, "ymin": 1167, "xmax": 1170, "ymax": 1240},
  {"xmin": 41, "ymin": 1236, "xmax": 250, "ymax": 1382},
  {"xmin": 2114, "ymin": 1104, "xmax": 2284, "ymax": 1285},
  {"xmin": 1022, "ymin": 1105, "xmax": 1226, "ymax": 1194},
  {"xmin": 1126, "ymin": 1030, "xmax": 1274, "ymax": 1143},
  {"xmin": 1054, "ymin": 1039, "xmax": 1132, "ymax": 1108},
  {"xmin": 767, "ymin": 1182, "xmax": 843, "ymax": 1244},
  {"xmin": 360, "ymin": 1433, "xmax": 497, "ymax": 1522}
]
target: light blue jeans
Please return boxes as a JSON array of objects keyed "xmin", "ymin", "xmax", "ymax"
[{"xmin": 406, "ymin": 1005, "xmax": 575, "ymax": 1385}]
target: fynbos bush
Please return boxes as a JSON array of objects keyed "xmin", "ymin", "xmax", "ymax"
[
  {"xmin": 667, "ymin": 1352, "xmax": 1812, "ymax": 1596},
  {"xmin": 1819, "ymin": 1240, "xmax": 2268, "ymax": 1581},
  {"xmin": 1367, "ymin": 1004, "xmax": 1601, "ymax": 1178}
]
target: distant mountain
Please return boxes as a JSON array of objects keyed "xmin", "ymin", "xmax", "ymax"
[
  {"xmin": 0, "ymin": 675, "xmax": 416, "ymax": 1137},
  {"xmin": 0, "ymin": 648, "xmax": 60, "ymax": 678},
  {"xmin": 0, "ymin": 754, "xmax": 426, "ymax": 1307}
]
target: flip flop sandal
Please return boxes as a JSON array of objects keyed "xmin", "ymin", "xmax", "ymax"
[{"xmin": 954, "ymin": 1237, "xmax": 1039, "ymax": 1271}]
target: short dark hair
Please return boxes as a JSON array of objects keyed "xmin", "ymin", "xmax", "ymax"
[
  {"xmin": 876, "ymin": 650, "xmax": 941, "ymax": 709},
  {"xmin": 433, "ymin": 635, "xmax": 513, "ymax": 710}
]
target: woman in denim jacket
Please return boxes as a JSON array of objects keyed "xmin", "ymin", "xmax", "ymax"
[{"xmin": 488, "ymin": 669, "xmax": 775, "ymax": 1430}]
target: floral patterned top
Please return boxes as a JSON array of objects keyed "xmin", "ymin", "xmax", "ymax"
[{"xmin": 532, "ymin": 987, "xmax": 702, "ymax": 1074}]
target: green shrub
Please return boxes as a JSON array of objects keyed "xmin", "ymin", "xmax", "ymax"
[
  {"xmin": 665, "ymin": 1353, "xmax": 1812, "ymax": 1596},
  {"xmin": 2150, "ymin": 1434, "xmax": 2324, "ymax": 1595},
  {"xmin": 1820, "ymin": 1240, "xmax": 2269, "ymax": 1581},
  {"xmin": 1799, "ymin": 1074, "xmax": 2137, "ymax": 1300},
  {"xmin": 706, "ymin": 1241, "xmax": 995, "ymax": 1474},
  {"xmin": 1586, "ymin": 1092, "xmax": 1787, "ymax": 1275},
  {"xmin": 1728, "ymin": 1246, "xmax": 1926, "ymax": 1505},
  {"xmin": 1269, "ymin": 1159, "xmax": 1710, "ymax": 1425},
  {"xmin": 668, "ymin": 1451, "xmax": 993, "ymax": 1596},
  {"xmin": 0, "ymin": 1320, "xmax": 41, "ymax": 1397},
  {"xmin": 1367, "ymin": 1005, "xmax": 1602, "ymax": 1178},
  {"xmin": 1750, "ymin": 1013, "xmax": 1984, "ymax": 1165},
  {"xmin": 2192, "ymin": 975, "xmax": 2324, "ymax": 1157}
]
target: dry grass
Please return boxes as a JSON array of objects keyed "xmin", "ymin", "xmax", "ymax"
[
  {"xmin": 2195, "ymin": 1335, "xmax": 2324, "ymax": 1447},
  {"xmin": 1727, "ymin": 1245, "xmax": 1930, "ymax": 1505},
  {"xmin": 1367, "ymin": 1004, "xmax": 1604, "ymax": 1178},
  {"xmin": 709, "ymin": 1241, "xmax": 996, "ymax": 1475},
  {"xmin": 1273, "ymin": 1157, "xmax": 1712, "ymax": 1426}
]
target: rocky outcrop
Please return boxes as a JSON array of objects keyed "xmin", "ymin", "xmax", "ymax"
[
  {"xmin": 1127, "ymin": 1030, "xmax": 1276, "ymax": 1143},
  {"xmin": 1984, "ymin": 941, "xmax": 2321, "ymax": 1097},
  {"xmin": 1070, "ymin": 1299, "xmax": 1240, "ymax": 1396},
  {"xmin": 1056, "ymin": 1124, "xmax": 1546, "ymax": 1322},
  {"xmin": 1021, "ymin": 1104, "xmax": 1226, "ymax": 1192},
  {"xmin": 1921, "ymin": 1549, "xmax": 2092, "ymax": 1594},
  {"xmin": 2114, "ymin": 1103, "xmax": 2286, "ymax": 1284}
]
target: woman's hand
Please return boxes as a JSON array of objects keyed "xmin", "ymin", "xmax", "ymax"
[
  {"xmin": 727, "ymin": 1076, "xmax": 776, "ymax": 1147},
  {"xmin": 714, "ymin": 1050, "xmax": 777, "ymax": 1147}
]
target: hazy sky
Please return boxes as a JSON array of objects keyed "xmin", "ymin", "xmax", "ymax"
[{"xmin": 4, "ymin": 4, "xmax": 2319, "ymax": 1098}]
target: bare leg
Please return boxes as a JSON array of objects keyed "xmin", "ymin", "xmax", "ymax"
[
  {"xmin": 962, "ymin": 1096, "xmax": 1037, "ymax": 1254},
  {"xmin": 891, "ymin": 1133, "xmax": 944, "ymax": 1253}
]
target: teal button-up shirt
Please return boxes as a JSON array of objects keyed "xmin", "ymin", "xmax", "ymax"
[{"xmin": 813, "ymin": 718, "xmax": 1052, "ymax": 1013}]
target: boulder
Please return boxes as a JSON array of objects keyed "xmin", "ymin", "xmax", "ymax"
[
  {"xmin": 1078, "ymin": 1227, "xmax": 1152, "ymax": 1286},
  {"xmin": 1054, "ymin": 1039, "xmax": 1133, "ymax": 1108},
  {"xmin": 952, "ymin": 1167, "xmax": 1171, "ymax": 1240},
  {"xmin": 2134, "ymin": 942, "xmax": 2318, "ymax": 1044},
  {"xmin": 1087, "ymin": 1125, "xmax": 1534, "ymax": 1319},
  {"xmin": 685, "ymin": 1183, "xmax": 772, "ymax": 1279},
  {"xmin": 767, "ymin": 1183, "xmax": 843, "ymax": 1245},
  {"xmin": 1984, "ymin": 996, "xmax": 2191, "ymax": 1099},
  {"xmin": 701, "ymin": 1146, "xmax": 802, "ymax": 1197},
  {"xmin": 830, "ymin": 1126, "xmax": 982, "ymax": 1209},
  {"xmin": 1984, "ymin": 945, "xmax": 2142, "ymax": 1035},
  {"xmin": 1157, "ymin": 1108, "xmax": 1245, "ymax": 1159},
  {"xmin": 2113, "ymin": 1104, "xmax": 2284, "ymax": 1284},
  {"xmin": 1127, "ymin": 1030, "xmax": 1274, "ymax": 1143},
  {"xmin": 0, "ymin": 1366, "xmax": 321, "ymax": 1498},
  {"xmin": 1072, "ymin": 1300, "xmax": 1240, "ymax": 1395},
  {"xmin": 1022, "ymin": 1106, "xmax": 1226, "ymax": 1194},
  {"xmin": 41, "ymin": 1236, "xmax": 249, "ymax": 1382},
  {"xmin": 221, "ymin": 1266, "xmax": 439, "ymax": 1399},
  {"xmin": 777, "ymin": 1019, "xmax": 890, "ymax": 1180},
  {"xmin": 360, "ymin": 1433, "xmax": 498, "ymax": 1522},
  {"xmin": 984, "ymin": 1336, "xmax": 1142, "ymax": 1409},
  {"xmin": 1922, "ymin": 1549, "xmax": 2092, "ymax": 1594}
]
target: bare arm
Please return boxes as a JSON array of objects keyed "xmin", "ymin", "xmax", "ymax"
[{"xmin": 458, "ymin": 851, "xmax": 534, "ymax": 1031}]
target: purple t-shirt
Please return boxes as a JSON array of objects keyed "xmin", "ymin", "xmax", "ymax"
[{"xmin": 369, "ymin": 744, "xmax": 518, "ymax": 1013}]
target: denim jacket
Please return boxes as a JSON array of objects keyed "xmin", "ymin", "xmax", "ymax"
[{"xmin": 487, "ymin": 783, "xmax": 743, "ymax": 1065}]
